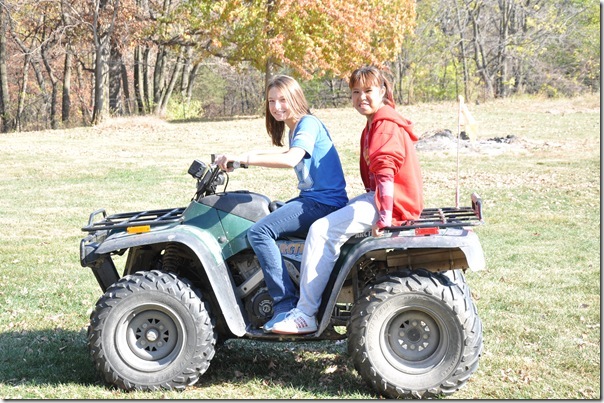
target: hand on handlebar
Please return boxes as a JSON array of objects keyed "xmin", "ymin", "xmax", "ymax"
[
  {"xmin": 214, "ymin": 154, "xmax": 249, "ymax": 171},
  {"xmin": 214, "ymin": 154, "xmax": 236, "ymax": 172}
]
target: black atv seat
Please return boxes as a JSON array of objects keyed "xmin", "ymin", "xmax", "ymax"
[
  {"xmin": 199, "ymin": 191, "xmax": 273, "ymax": 222},
  {"xmin": 269, "ymin": 201, "xmax": 285, "ymax": 212}
]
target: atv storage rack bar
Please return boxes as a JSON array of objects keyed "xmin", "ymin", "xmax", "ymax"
[
  {"xmin": 81, "ymin": 194, "xmax": 483, "ymax": 233},
  {"xmin": 82, "ymin": 207, "xmax": 186, "ymax": 232},
  {"xmin": 387, "ymin": 192, "xmax": 484, "ymax": 231}
]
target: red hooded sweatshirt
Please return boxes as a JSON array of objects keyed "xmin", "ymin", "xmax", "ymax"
[{"xmin": 359, "ymin": 104, "xmax": 424, "ymax": 228}]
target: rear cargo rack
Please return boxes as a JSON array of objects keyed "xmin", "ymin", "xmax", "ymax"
[
  {"xmin": 387, "ymin": 193, "xmax": 484, "ymax": 231},
  {"xmin": 82, "ymin": 207, "xmax": 185, "ymax": 232}
]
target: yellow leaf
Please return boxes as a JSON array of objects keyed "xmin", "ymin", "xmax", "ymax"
[{"xmin": 324, "ymin": 365, "xmax": 338, "ymax": 374}]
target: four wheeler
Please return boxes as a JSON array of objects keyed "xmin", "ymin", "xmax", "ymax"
[{"xmin": 80, "ymin": 157, "xmax": 486, "ymax": 398}]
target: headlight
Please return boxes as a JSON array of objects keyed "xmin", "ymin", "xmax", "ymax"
[
  {"xmin": 188, "ymin": 160, "xmax": 208, "ymax": 179},
  {"xmin": 214, "ymin": 171, "xmax": 226, "ymax": 186}
]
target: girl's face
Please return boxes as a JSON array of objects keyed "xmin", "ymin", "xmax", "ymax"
[
  {"xmin": 351, "ymin": 83, "xmax": 385, "ymax": 120},
  {"xmin": 268, "ymin": 87, "xmax": 296, "ymax": 129}
]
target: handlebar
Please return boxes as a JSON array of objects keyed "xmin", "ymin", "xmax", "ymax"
[
  {"xmin": 212, "ymin": 153, "xmax": 248, "ymax": 170},
  {"xmin": 227, "ymin": 161, "xmax": 248, "ymax": 170},
  {"xmin": 188, "ymin": 157, "xmax": 247, "ymax": 200}
]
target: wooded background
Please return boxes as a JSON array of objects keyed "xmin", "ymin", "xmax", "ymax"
[{"xmin": 0, "ymin": 0, "xmax": 599, "ymax": 132}]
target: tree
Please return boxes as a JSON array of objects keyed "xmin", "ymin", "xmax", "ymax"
[
  {"xmin": 166, "ymin": 0, "xmax": 416, "ymax": 82},
  {"xmin": 67, "ymin": 0, "xmax": 144, "ymax": 124},
  {"xmin": 455, "ymin": 0, "xmax": 596, "ymax": 98},
  {"xmin": 398, "ymin": 0, "xmax": 600, "ymax": 102},
  {"xmin": 8, "ymin": 0, "xmax": 58, "ymax": 130},
  {"xmin": 90, "ymin": 0, "xmax": 119, "ymax": 124},
  {"xmin": 0, "ymin": 2, "xmax": 11, "ymax": 132},
  {"xmin": 0, "ymin": 0, "xmax": 598, "ymax": 131}
]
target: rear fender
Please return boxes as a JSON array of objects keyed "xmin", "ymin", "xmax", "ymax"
[
  {"xmin": 94, "ymin": 225, "xmax": 247, "ymax": 337},
  {"xmin": 318, "ymin": 228, "xmax": 485, "ymax": 333}
]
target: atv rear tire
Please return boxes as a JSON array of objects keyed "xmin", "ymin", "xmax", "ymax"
[
  {"xmin": 88, "ymin": 270, "xmax": 216, "ymax": 391},
  {"xmin": 348, "ymin": 269, "xmax": 482, "ymax": 399}
]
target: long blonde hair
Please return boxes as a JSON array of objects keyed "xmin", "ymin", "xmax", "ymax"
[
  {"xmin": 348, "ymin": 66, "xmax": 396, "ymax": 108},
  {"xmin": 265, "ymin": 75, "xmax": 311, "ymax": 146}
]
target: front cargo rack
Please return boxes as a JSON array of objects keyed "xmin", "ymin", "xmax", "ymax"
[{"xmin": 82, "ymin": 207, "xmax": 186, "ymax": 232}]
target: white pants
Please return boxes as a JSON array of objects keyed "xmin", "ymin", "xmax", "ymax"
[{"xmin": 297, "ymin": 192, "xmax": 378, "ymax": 316}]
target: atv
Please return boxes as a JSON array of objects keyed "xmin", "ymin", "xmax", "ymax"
[{"xmin": 80, "ymin": 157, "xmax": 485, "ymax": 398}]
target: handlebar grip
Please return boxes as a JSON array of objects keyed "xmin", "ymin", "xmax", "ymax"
[{"xmin": 226, "ymin": 161, "xmax": 248, "ymax": 169}]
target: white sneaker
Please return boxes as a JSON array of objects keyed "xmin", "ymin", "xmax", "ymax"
[
  {"xmin": 272, "ymin": 308, "xmax": 317, "ymax": 334},
  {"xmin": 263, "ymin": 311, "xmax": 288, "ymax": 332}
]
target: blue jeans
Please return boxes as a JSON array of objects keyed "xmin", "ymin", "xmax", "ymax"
[{"xmin": 247, "ymin": 197, "xmax": 341, "ymax": 315}]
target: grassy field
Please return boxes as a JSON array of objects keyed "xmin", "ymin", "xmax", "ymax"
[{"xmin": 0, "ymin": 94, "xmax": 600, "ymax": 399}]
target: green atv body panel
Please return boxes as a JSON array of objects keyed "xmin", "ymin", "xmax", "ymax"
[{"xmin": 81, "ymin": 197, "xmax": 268, "ymax": 337}]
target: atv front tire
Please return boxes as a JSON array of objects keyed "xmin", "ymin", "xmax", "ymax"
[
  {"xmin": 88, "ymin": 270, "xmax": 216, "ymax": 391},
  {"xmin": 348, "ymin": 269, "xmax": 482, "ymax": 398}
]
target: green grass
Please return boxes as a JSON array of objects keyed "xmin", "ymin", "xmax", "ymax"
[{"xmin": 0, "ymin": 95, "xmax": 600, "ymax": 399}]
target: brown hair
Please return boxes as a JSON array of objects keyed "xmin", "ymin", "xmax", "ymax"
[
  {"xmin": 265, "ymin": 75, "xmax": 311, "ymax": 146},
  {"xmin": 348, "ymin": 66, "xmax": 396, "ymax": 108}
]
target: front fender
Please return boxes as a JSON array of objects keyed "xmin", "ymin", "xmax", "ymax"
[
  {"xmin": 319, "ymin": 228, "xmax": 485, "ymax": 333},
  {"xmin": 94, "ymin": 225, "xmax": 247, "ymax": 337}
]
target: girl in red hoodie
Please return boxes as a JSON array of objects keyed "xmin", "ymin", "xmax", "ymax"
[{"xmin": 272, "ymin": 66, "xmax": 424, "ymax": 334}]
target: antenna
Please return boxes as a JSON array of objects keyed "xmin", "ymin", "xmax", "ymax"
[{"xmin": 456, "ymin": 95, "xmax": 463, "ymax": 209}]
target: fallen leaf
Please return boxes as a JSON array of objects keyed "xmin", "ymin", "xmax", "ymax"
[{"xmin": 325, "ymin": 365, "xmax": 338, "ymax": 374}]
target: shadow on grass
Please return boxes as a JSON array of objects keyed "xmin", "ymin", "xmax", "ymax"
[
  {"xmin": 0, "ymin": 328, "xmax": 98, "ymax": 387},
  {"xmin": 0, "ymin": 329, "xmax": 375, "ymax": 398},
  {"xmin": 197, "ymin": 339, "xmax": 377, "ymax": 398}
]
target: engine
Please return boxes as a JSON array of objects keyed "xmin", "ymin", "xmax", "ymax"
[{"xmin": 228, "ymin": 251, "xmax": 300, "ymax": 328}]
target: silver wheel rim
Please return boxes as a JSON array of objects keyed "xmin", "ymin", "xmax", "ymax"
[
  {"xmin": 381, "ymin": 308, "xmax": 448, "ymax": 374},
  {"xmin": 114, "ymin": 303, "xmax": 185, "ymax": 372}
]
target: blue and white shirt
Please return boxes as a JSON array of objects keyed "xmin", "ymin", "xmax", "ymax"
[{"xmin": 289, "ymin": 115, "xmax": 348, "ymax": 208}]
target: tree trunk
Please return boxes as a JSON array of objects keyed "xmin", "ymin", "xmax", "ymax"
[
  {"xmin": 186, "ymin": 62, "xmax": 200, "ymax": 102},
  {"xmin": 62, "ymin": 50, "xmax": 72, "ymax": 124},
  {"xmin": 264, "ymin": 58, "xmax": 274, "ymax": 94},
  {"xmin": 16, "ymin": 55, "xmax": 31, "ymax": 132},
  {"xmin": 92, "ymin": 0, "xmax": 120, "ymax": 125},
  {"xmin": 76, "ymin": 60, "xmax": 92, "ymax": 125},
  {"xmin": 92, "ymin": 38, "xmax": 109, "ymax": 125},
  {"xmin": 152, "ymin": 46, "xmax": 166, "ymax": 113},
  {"xmin": 134, "ymin": 45, "xmax": 145, "ymax": 114},
  {"xmin": 454, "ymin": 0, "xmax": 470, "ymax": 100},
  {"xmin": 158, "ymin": 55, "xmax": 183, "ymax": 116},
  {"xmin": 133, "ymin": 0, "xmax": 149, "ymax": 114},
  {"xmin": 39, "ymin": 14, "xmax": 61, "ymax": 130},
  {"xmin": 180, "ymin": 46, "xmax": 192, "ymax": 97},
  {"xmin": 495, "ymin": 0, "xmax": 512, "ymax": 98},
  {"xmin": 120, "ymin": 59, "xmax": 131, "ymax": 115},
  {"xmin": 468, "ymin": 2, "xmax": 494, "ymax": 99},
  {"xmin": 142, "ymin": 46, "xmax": 151, "ymax": 112},
  {"xmin": 263, "ymin": 0, "xmax": 276, "ymax": 93},
  {"xmin": 109, "ymin": 45, "xmax": 123, "ymax": 114},
  {"xmin": 0, "ymin": 6, "xmax": 11, "ymax": 132},
  {"xmin": 41, "ymin": 44, "xmax": 59, "ymax": 129}
]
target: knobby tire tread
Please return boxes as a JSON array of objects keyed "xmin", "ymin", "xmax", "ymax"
[
  {"xmin": 87, "ymin": 270, "xmax": 216, "ymax": 391},
  {"xmin": 347, "ymin": 269, "xmax": 482, "ymax": 399}
]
